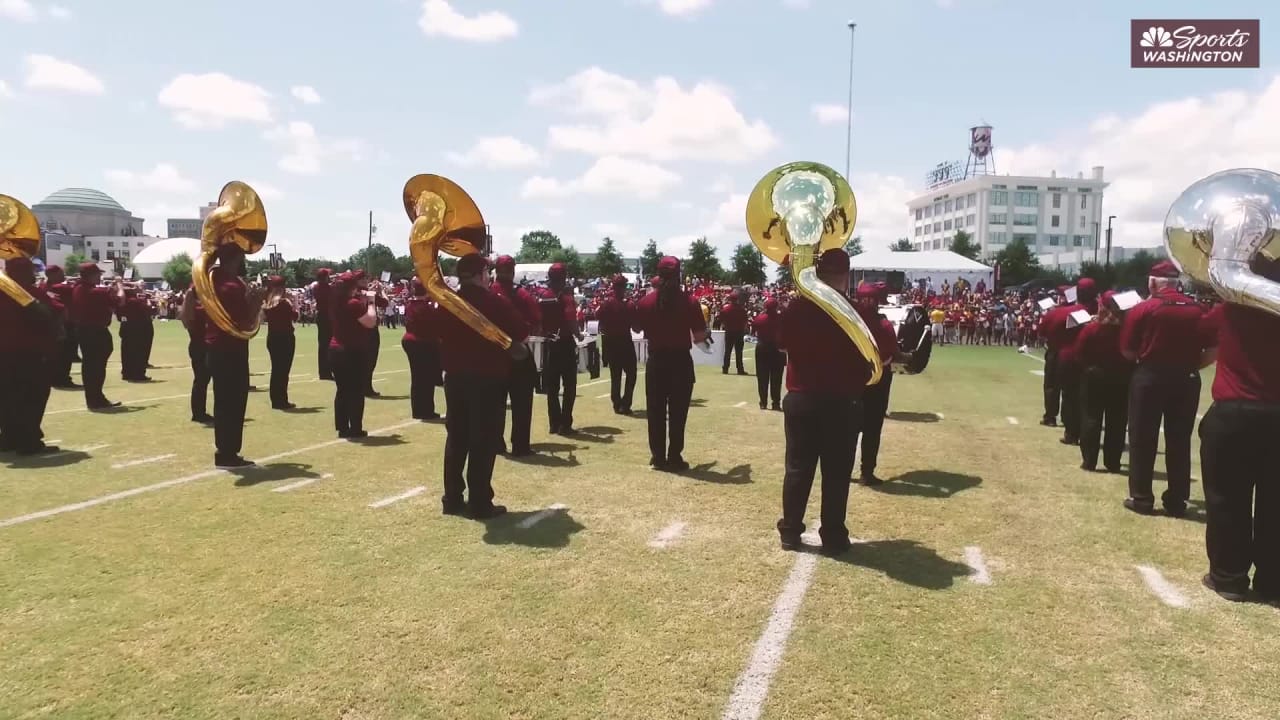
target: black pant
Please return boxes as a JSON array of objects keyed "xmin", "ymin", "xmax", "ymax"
[
  {"xmin": 1127, "ymin": 365, "xmax": 1201, "ymax": 510},
  {"xmin": 78, "ymin": 326, "xmax": 112, "ymax": 406},
  {"xmin": 723, "ymin": 330, "xmax": 745, "ymax": 373},
  {"xmin": 504, "ymin": 351, "xmax": 537, "ymax": 453},
  {"xmin": 543, "ymin": 342, "xmax": 577, "ymax": 432},
  {"xmin": 645, "ymin": 349, "xmax": 695, "ymax": 462},
  {"xmin": 207, "ymin": 343, "xmax": 250, "ymax": 460},
  {"xmin": 1200, "ymin": 401, "xmax": 1280, "ymax": 596},
  {"xmin": 120, "ymin": 321, "xmax": 154, "ymax": 380},
  {"xmin": 603, "ymin": 337, "xmax": 637, "ymax": 412},
  {"xmin": 0, "ymin": 349, "xmax": 52, "ymax": 452},
  {"xmin": 402, "ymin": 338, "xmax": 441, "ymax": 419},
  {"xmin": 854, "ymin": 371, "xmax": 893, "ymax": 477},
  {"xmin": 778, "ymin": 391, "xmax": 860, "ymax": 546},
  {"xmin": 1080, "ymin": 367, "xmax": 1129, "ymax": 470},
  {"xmin": 188, "ymin": 339, "xmax": 210, "ymax": 419},
  {"xmin": 1060, "ymin": 361, "xmax": 1082, "ymax": 442},
  {"xmin": 364, "ymin": 326, "xmax": 380, "ymax": 395},
  {"xmin": 1043, "ymin": 347, "xmax": 1061, "ymax": 423},
  {"xmin": 330, "ymin": 345, "xmax": 366, "ymax": 435},
  {"xmin": 755, "ymin": 342, "xmax": 784, "ymax": 408},
  {"xmin": 443, "ymin": 374, "xmax": 505, "ymax": 513},
  {"xmin": 267, "ymin": 332, "xmax": 295, "ymax": 408},
  {"xmin": 53, "ymin": 322, "xmax": 77, "ymax": 385},
  {"xmin": 316, "ymin": 320, "xmax": 333, "ymax": 379}
]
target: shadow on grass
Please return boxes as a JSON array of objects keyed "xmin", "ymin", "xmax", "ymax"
[
  {"xmin": 483, "ymin": 507, "xmax": 584, "ymax": 549},
  {"xmin": 509, "ymin": 443, "xmax": 582, "ymax": 468},
  {"xmin": 673, "ymin": 462, "xmax": 753, "ymax": 484},
  {"xmin": 567, "ymin": 426, "xmax": 620, "ymax": 444},
  {"xmin": 279, "ymin": 406, "xmax": 323, "ymax": 415},
  {"xmin": 89, "ymin": 405, "xmax": 145, "ymax": 415},
  {"xmin": 369, "ymin": 394, "xmax": 410, "ymax": 401},
  {"xmin": 874, "ymin": 470, "xmax": 982, "ymax": 498},
  {"xmin": 886, "ymin": 411, "xmax": 940, "ymax": 424},
  {"xmin": 349, "ymin": 434, "xmax": 407, "ymax": 448},
  {"xmin": 823, "ymin": 539, "xmax": 972, "ymax": 590},
  {"xmin": 231, "ymin": 462, "xmax": 320, "ymax": 487},
  {"xmin": 4, "ymin": 449, "xmax": 90, "ymax": 469}
]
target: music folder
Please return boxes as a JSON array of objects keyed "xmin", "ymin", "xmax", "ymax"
[{"xmin": 1066, "ymin": 309, "xmax": 1093, "ymax": 328}]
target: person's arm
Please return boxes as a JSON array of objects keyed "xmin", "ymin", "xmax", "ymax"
[
  {"xmin": 1118, "ymin": 304, "xmax": 1143, "ymax": 362},
  {"xmin": 179, "ymin": 288, "xmax": 196, "ymax": 329},
  {"xmin": 357, "ymin": 299, "xmax": 377, "ymax": 329}
]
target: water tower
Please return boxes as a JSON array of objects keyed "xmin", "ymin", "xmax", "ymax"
[{"xmin": 964, "ymin": 125, "xmax": 995, "ymax": 178}]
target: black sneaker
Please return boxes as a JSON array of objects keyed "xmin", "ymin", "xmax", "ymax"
[
  {"xmin": 442, "ymin": 503, "xmax": 467, "ymax": 517},
  {"xmin": 779, "ymin": 534, "xmax": 802, "ymax": 551},
  {"xmin": 759, "ymin": 402, "xmax": 767, "ymax": 410},
  {"xmin": 771, "ymin": 404, "xmax": 781, "ymax": 412},
  {"xmin": 347, "ymin": 430, "xmax": 369, "ymax": 440},
  {"xmin": 822, "ymin": 538, "xmax": 853, "ymax": 556},
  {"xmin": 1164, "ymin": 505, "xmax": 1187, "ymax": 519},
  {"xmin": 1080, "ymin": 463, "xmax": 1097, "ymax": 472},
  {"xmin": 666, "ymin": 457, "xmax": 690, "ymax": 472},
  {"xmin": 1123, "ymin": 498, "xmax": 1155, "ymax": 515},
  {"xmin": 1040, "ymin": 418, "xmax": 1058, "ymax": 427},
  {"xmin": 1202, "ymin": 574, "xmax": 1250, "ymax": 602},
  {"xmin": 649, "ymin": 456, "xmax": 667, "ymax": 471},
  {"xmin": 470, "ymin": 504, "xmax": 508, "ymax": 520},
  {"xmin": 860, "ymin": 474, "xmax": 885, "ymax": 487},
  {"xmin": 215, "ymin": 456, "xmax": 255, "ymax": 469},
  {"xmin": 192, "ymin": 414, "xmax": 215, "ymax": 424}
]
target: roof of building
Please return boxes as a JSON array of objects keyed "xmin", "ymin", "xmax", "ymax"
[
  {"xmin": 132, "ymin": 237, "xmax": 202, "ymax": 266},
  {"xmin": 850, "ymin": 249, "xmax": 993, "ymax": 273},
  {"xmin": 34, "ymin": 187, "xmax": 129, "ymax": 214}
]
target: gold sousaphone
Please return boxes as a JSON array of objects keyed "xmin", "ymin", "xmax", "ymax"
[
  {"xmin": 1165, "ymin": 168, "xmax": 1280, "ymax": 317},
  {"xmin": 745, "ymin": 161, "xmax": 882, "ymax": 385},
  {"xmin": 403, "ymin": 174, "xmax": 513, "ymax": 350},
  {"xmin": 192, "ymin": 181, "xmax": 268, "ymax": 340},
  {"xmin": 0, "ymin": 194, "xmax": 41, "ymax": 307}
]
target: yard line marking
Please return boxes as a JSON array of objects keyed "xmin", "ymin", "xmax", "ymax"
[
  {"xmin": 110, "ymin": 454, "xmax": 176, "ymax": 470},
  {"xmin": 517, "ymin": 503, "xmax": 568, "ymax": 529},
  {"xmin": 648, "ymin": 521, "xmax": 687, "ymax": 549},
  {"xmin": 581, "ymin": 370, "xmax": 645, "ymax": 389},
  {"xmin": 1030, "ymin": 370, "xmax": 1045, "ymax": 377},
  {"xmin": 596, "ymin": 393, "xmax": 610, "ymax": 399},
  {"xmin": 46, "ymin": 394, "xmax": 190, "ymax": 415},
  {"xmin": 0, "ymin": 421, "xmax": 419, "ymax": 529},
  {"xmin": 45, "ymin": 439, "xmax": 63, "ymax": 445},
  {"xmin": 368, "ymin": 486, "xmax": 426, "ymax": 509},
  {"xmin": 1021, "ymin": 351, "xmax": 1047, "ymax": 363},
  {"xmin": 735, "ymin": 401, "xmax": 748, "ymax": 408},
  {"xmin": 76, "ymin": 443, "xmax": 111, "ymax": 453},
  {"xmin": 934, "ymin": 412, "xmax": 945, "ymax": 420},
  {"xmin": 1006, "ymin": 416, "xmax": 1020, "ymax": 425},
  {"xmin": 272, "ymin": 473, "xmax": 334, "ymax": 494},
  {"xmin": 964, "ymin": 546, "xmax": 993, "ymax": 585},
  {"xmin": 721, "ymin": 552, "xmax": 818, "ymax": 720},
  {"xmin": 1135, "ymin": 565, "xmax": 1190, "ymax": 608}
]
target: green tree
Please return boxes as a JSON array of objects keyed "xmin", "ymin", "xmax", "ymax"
[
  {"xmin": 549, "ymin": 246, "xmax": 586, "ymax": 279},
  {"xmin": 729, "ymin": 243, "xmax": 766, "ymax": 286},
  {"xmin": 774, "ymin": 261, "xmax": 792, "ymax": 285},
  {"xmin": 992, "ymin": 238, "xmax": 1041, "ymax": 287},
  {"xmin": 639, "ymin": 239, "xmax": 662, "ymax": 278},
  {"xmin": 1115, "ymin": 250, "xmax": 1160, "ymax": 291},
  {"xmin": 162, "ymin": 252, "xmax": 194, "ymax": 290},
  {"xmin": 63, "ymin": 251, "xmax": 86, "ymax": 277},
  {"xmin": 344, "ymin": 243, "xmax": 399, "ymax": 279},
  {"xmin": 844, "ymin": 235, "xmax": 864, "ymax": 256},
  {"xmin": 949, "ymin": 229, "xmax": 981, "ymax": 260},
  {"xmin": 588, "ymin": 237, "xmax": 626, "ymax": 278},
  {"xmin": 1077, "ymin": 260, "xmax": 1116, "ymax": 289},
  {"xmin": 891, "ymin": 238, "xmax": 915, "ymax": 251},
  {"xmin": 515, "ymin": 230, "xmax": 563, "ymax": 263},
  {"xmin": 684, "ymin": 237, "xmax": 724, "ymax": 281},
  {"xmin": 246, "ymin": 258, "xmax": 272, "ymax": 278},
  {"xmin": 440, "ymin": 257, "xmax": 459, "ymax": 276}
]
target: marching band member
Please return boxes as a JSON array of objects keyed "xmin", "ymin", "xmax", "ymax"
[
  {"xmin": 596, "ymin": 274, "xmax": 637, "ymax": 415},
  {"xmin": 402, "ymin": 277, "xmax": 443, "ymax": 421},
  {"xmin": 0, "ymin": 256, "xmax": 62, "ymax": 455},
  {"xmin": 1040, "ymin": 278, "xmax": 1098, "ymax": 445},
  {"xmin": 118, "ymin": 284, "xmax": 154, "ymax": 382},
  {"xmin": 851, "ymin": 282, "xmax": 905, "ymax": 486},
  {"xmin": 1075, "ymin": 291, "xmax": 1132, "ymax": 473},
  {"xmin": 358, "ymin": 273, "xmax": 388, "ymax": 398},
  {"xmin": 179, "ymin": 286, "xmax": 213, "ymax": 424},
  {"xmin": 719, "ymin": 289, "xmax": 748, "ymax": 375},
  {"xmin": 492, "ymin": 255, "xmax": 540, "ymax": 452},
  {"xmin": 435, "ymin": 254, "xmax": 529, "ymax": 519},
  {"xmin": 73, "ymin": 263, "xmax": 124, "ymax": 410},
  {"xmin": 631, "ymin": 256, "xmax": 707, "ymax": 472},
  {"xmin": 751, "ymin": 297, "xmax": 783, "ymax": 411},
  {"xmin": 329, "ymin": 272, "xmax": 377, "ymax": 439},
  {"xmin": 311, "ymin": 268, "xmax": 334, "ymax": 381},
  {"xmin": 537, "ymin": 263, "xmax": 579, "ymax": 435},
  {"xmin": 1038, "ymin": 287, "xmax": 1069, "ymax": 427},
  {"xmin": 205, "ymin": 245, "xmax": 261, "ymax": 468},
  {"xmin": 263, "ymin": 275, "xmax": 298, "ymax": 410},
  {"xmin": 40, "ymin": 265, "xmax": 78, "ymax": 388}
]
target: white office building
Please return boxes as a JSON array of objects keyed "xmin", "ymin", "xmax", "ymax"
[{"xmin": 906, "ymin": 167, "xmax": 1109, "ymax": 260}]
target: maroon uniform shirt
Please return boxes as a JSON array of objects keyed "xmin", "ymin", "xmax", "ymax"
[
  {"xmin": 719, "ymin": 302, "xmax": 748, "ymax": 333},
  {"xmin": 1202, "ymin": 303, "xmax": 1280, "ymax": 403},
  {"xmin": 436, "ymin": 284, "xmax": 529, "ymax": 379},
  {"xmin": 631, "ymin": 290, "xmax": 704, "ymax": 351},
  {"xmin": 0, "ymin": 285, "xmax": 61, "ymax": 353},
  {"xmin": 1119, "ymin": 287, "xmax": 1205, "ymax": 371},
  {"xmin": 1075, "ymin": 321, "xmax": 1130, "ymax": 374},
  {"xmin": 779, "ymin": 297, "xmax": 874, "ymax": 395},
  {"xmin": 1039, "ymin": 302, "xmax": 1086, "ymax": 364},
  {"xmin": 186, "ymin": 301, "xmax": 207, "ymax": 343},
  {"xmin": 752, "ymin": 311, "xmax": 780, "ymax": 345},
  {"xmin": 74, "ymin": 283, "xmax": 118, "ymax": 329},
  {"xmin": 263, "ymin": 300, "xmax": 297, "ymax": 334},
  {"xmin": 536, "ymin": 287, "xmax": 577, "ymax": 342},
  {"xmin": 42, "ymin": 281, "xmax": 73, "ymax": 320},
  {"xmin": 203, "ymin": 268, "xmax": 251, "ymax": 350},
  {"xmin": 120, "ymin": 295, "xmax": 151, "ymax": 323},
  {"xmin": 313, "ymin": 282, "xmax": 332, "ymax": 324},
  {"xmin": 330, "ymin": 297, "xmax": 369, "ymax": 351},
  {"xmin": 402, "ymin": 297, "xmax": 438, "ymax": 344},
  {"xmin": 596, "ymin": 296, "xmax": 634, "ymax": 340},
  {"xmin": 492, "ymin": 281, "xmax": 541, "ymax": 336}
]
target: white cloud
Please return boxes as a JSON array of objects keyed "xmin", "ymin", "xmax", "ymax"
[
  {"xmin": 245, "ymin": 180, "xmax": 283, "ymax": 201},
  {"xmin": 157, "ymin": 73, "xmax": 272, "ymax": 129},
  {"xmin": 652, "ymin": 0, "xmax": 713, "ymax": 16},
  {"xmin": 418, "ymin": 0, "xmax": 517, "ymax": 42},
  {"xmin": 446, "ymin": 135, "xmax": 542, "ymax": 169},
  {"xmin": 593, "ymin": 222, "xmax": 630, "ymax": 237},
  {"xmin": 782, "ymin": 0, "xmax": 810, "ymax": 7},
  {"xmin": 48, "ymin": 4, "xmax": 70, "ymax": 19},
  {"xmin": 0, "ymin": 0, "xmax": 35, "ymax": 21},
  {"xmin": 521, "ymin": 156, "xmax": 681, "ymax": 200},
  {"xmin": 23, "ymin": 54, "xmax": 104, "ymax": 95},
  {"xmin": 0, "ymin": 79, "xmax": 12, "ymax": 98},
  {"xmin": 290, "ymin": 85, "xmax": 322, "ymax": 104},
  {"xmin": 104, "ymin": 163, "xmax": 197, "ymax": 194},
  {"xmin": 266, "ymin": 121, "xmax": 364, "ymax": 176},
  {"xmin": 811, "ymin": 102, "xmax": 848, "ymax": 126},
  {"xmin": 530, "ymin": 67, "xmax": 777, "ymax": 164}
]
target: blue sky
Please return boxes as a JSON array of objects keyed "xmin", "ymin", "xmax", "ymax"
[{"xmin": 3, "ymin": 0, "xmax": 1278, "ymax": 263}]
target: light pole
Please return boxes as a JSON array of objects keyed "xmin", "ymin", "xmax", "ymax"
[
  {"xmin": 1105, "ymin": 215, "xmax": 1116, "ymax": 268},
  {"xmin": 1092, "ymin": 222, "xmax": 1099, "ymax": 264},
  {"xmin": 845, "ymin": 21, "xmax": 856, "ymax": 179}
]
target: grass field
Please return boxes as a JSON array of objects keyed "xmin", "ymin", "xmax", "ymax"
[{"xmin": 2, "ymin": 322, "xmax": 1277, "ymax": 720}]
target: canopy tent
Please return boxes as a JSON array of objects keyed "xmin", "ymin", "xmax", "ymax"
[{"xmin": 849, "ymin": 249, "xmax": 993, "ymax": 292}]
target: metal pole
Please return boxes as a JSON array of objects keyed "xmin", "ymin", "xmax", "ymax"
[
  {"xmin": 1105, "ymin": 215, "xmax": 1116, "ymax": 268},
  {"xmin": 366, "ymin": 210, "xmax": 373, "ymax": 275},
  {"xmin": 845, "ymin": 21, "xmax": 857, "ymax": 179},
  {"xmin": 1092, "ymin": 222, "xmax": 1099, "ymax": 264}
]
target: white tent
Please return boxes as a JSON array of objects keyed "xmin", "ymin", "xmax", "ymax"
[
  {"xmin": 849, "ymin": 249, "xmax": 993, "ymax": 291},
  {"xmin": 513, "ymin": 263, "xmax": 552, "ymax": 284},
  {"xmin": 132, "ymin": 237, "xmax": 202, "ymax": 280}
]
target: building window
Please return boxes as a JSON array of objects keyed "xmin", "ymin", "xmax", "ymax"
[
  {"xmin": 1048, "ymin": 235, "xmax": 1063, "ymax": 246},
  {"xmin": 1080, "ymin": 194, "xmax": 1088, "ymax": 210},
  {"xmin": 989, "ymin": 191, "xmax": 1008, "ymax": 205},
  {"xmin": 924, "ymin": 206, "xmax": 932, "ymax": 218},
  {"xmin": 1051, "ymin": 216, "xmax": 1060, "ymax": 227},
  {"xmin": 933, "ymin": 222, "xmax": 941, "ymax": 232},
  {"xmin": 989, "ymin": 231, "xmax": 1008, "ymax": 245},
  {"xmin": 966, "ymin": 193, "xmax": 976, "ymax": 208},
  {"xmin": 992, "ymin": 184, "xmax": 1007, "ymax": 190},
  {"xmin": 966, "ymin": 214, "xmax": 975, "ymax": 227},
  {"xmin": 137, "ymin": 242, "xmax": 144, "ymax": 247},
  {"xmin": 989, "ymin": 213, "xmax": 1008, "ymax": 225},
  {"xmin": 1016, "ymin": 185, "xmax": 1038, "ymax": 190},
  {"xmin": 91, "ymin": 250, "xmax": 100, "ymax": 261},
  {"xmin": 933, "ymin": 202, "xmax": 942, "ymax": 215},
  {"xmin": 915, "ymin": 208, "xmax": 922, "ymax": 220},
  {"xmin": 944, "ymin": 200, "xmax": 953, "ymax": 213},
  {"xmin": 1079, "ymin": 216, "xmax": 1086, "ymax": 228},
  {"xmin": 107, "ymin": 241, "xmax": 115, "ymax": 247},
  {"xmin": 46, "ymin": 220, "xmax": 58, "ymax": 230},
  {"xmin": 1052, "ymin": 193, "xmax": 1061, "ymax": 209},
  {"xmin": 1014, "ymin": 191, "xmax": 1039, "ymax": 206},
  {"xmin": 1013, "ymin": 233, "xmax": 1037, "ymax": 246},
  {"xmin": 1013, "ymin": 213, "xmax": 1037, "ymax": 226},
  {"xmin": 1074, "ymin": 234, "xmax": 1091, "ymax": 247}
]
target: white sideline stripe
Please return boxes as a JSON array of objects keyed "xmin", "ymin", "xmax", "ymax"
[
  {"xmin": 517, "ymin": 503, "xmax": 568, "ymax": 529},
  {"xmin": 964, "ymin": 546, "xmax": 992, "ymax": 585},
  {"xmin": 76, "ymin": 443, "xmax": 110, "ymax": 453},
  {"xmin": 272, "ymin": 473, "xmax": 334, "ymax": 494},
  {"xmin": 1021, "ymin": 352, "xmax": 1047, "ymax": 363},
  {"xmin": 735, "ymin": 401, "xmax": 748, "ymax": 408},
  {"xmin": 1030, "ymin": 370, "xmax": 1045, "ymax": 377},
  {"xmin": 581, "ymin": 370, "xmax": 645, "ymax": 389},
  {"xmin": 0, "ymin": 421, "xmax": 419, "ymax": 529},
  {"xmin": 368, "ymin": 486, "xmax": 426, "ymax": 509},
  {"xmin": 1135, "ymin": 565, "xmax": 1190, "ymax": 608},
  {"xmin": 111, "ymin": 454, "xmax": 175, "ymax": 470},
  {"xmin": 648, "ymin": 521, "xmax": 687, "ymax": 549},
  {"xmin": 934, "ymin": 412, "xmax": 945, "ymax": 420},
  {"xmin": 45, "ymin": 439, "xmax": 63, "ymax": 445},
  {"xmin": 721, "ymin": 552, "xmax": 818, "ymax": 720},
  {"xmin": 1006, "ymin": 416, "xmax": 1019, "ymax": 425},
  {"xmin": 596, "ymin": 393, "xmax": 610, "ymax": 399}
]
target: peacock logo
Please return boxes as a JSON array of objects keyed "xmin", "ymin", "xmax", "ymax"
[{"xmin": 1139, "ymin": 26, "xmax": 1174, "ymax": 48}]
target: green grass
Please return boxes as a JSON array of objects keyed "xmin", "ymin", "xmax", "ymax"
[{"xmin": 1, "ymin": 324, "xmax": 1276, "ymax": 719}]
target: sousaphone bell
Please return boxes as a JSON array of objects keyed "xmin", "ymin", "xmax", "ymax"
[
  {"xmin": 192, "ymin": 181, "xmax": 268, "ymax": 340},
  {"xmin": 0, "ymin": 194, "xmax": 41, "ymax": 307}
]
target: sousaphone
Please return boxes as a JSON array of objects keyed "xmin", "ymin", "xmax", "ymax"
[
  {"xmin": 0, "ymin": 194, "xmax": 41, "ymax": 307},
  {"xmin": 192, "ymin": 181, "xmax": 268, "ymax": 340}
]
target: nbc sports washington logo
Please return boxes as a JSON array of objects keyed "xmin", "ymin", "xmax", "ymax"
[{"xmin": 1130, "ymin": 19, "xmax": 1259, "ymax": 68}]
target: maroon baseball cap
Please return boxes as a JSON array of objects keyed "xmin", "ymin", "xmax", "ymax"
[
  {"xmin": 316, "ymin": 268, "xmax": 332, "ymax": 279},
  {"xmin": 548, "ymin": 262, "xmax": 566, "ymax": 280},
  {"xmin": 456, "ymin": 254, "xmax": 490, "ymax": 277},
  {"xmin": 267, "ymin": 275, "xmax": 285, "ymax": 288},
  {"xmin": 657, "ymin": 256, "xmax": 680, "ymax": 276},
  {"xmin": 79, "ymin": 262, "xmax": 102, "ymax": 275},
  {"xmin": 1149, "ymin": 260, "xmax": 1180, "ymax": 278},
  {"xmin": 855, "ymin": 283, "xmax": 880, "ymax": 299},
  {"xmin": 495, "ymin": 255, "xmax": 516, "ymax": 271},
  {"xmin": 816, "ymin": 248, "xmax": 850, "ymax": 276},
  {"xmin": 611, "ymin": 274, "xmax": 628, "ymax": 287}
]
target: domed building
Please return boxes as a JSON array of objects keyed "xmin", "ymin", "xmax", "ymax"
[
  {"xmin": 132, "ymin": 236, "xmax": 203, "ymax": 281},
  {"xmin": 32, "ymin": 188, "xmax": 144, "ymax": 237}
]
